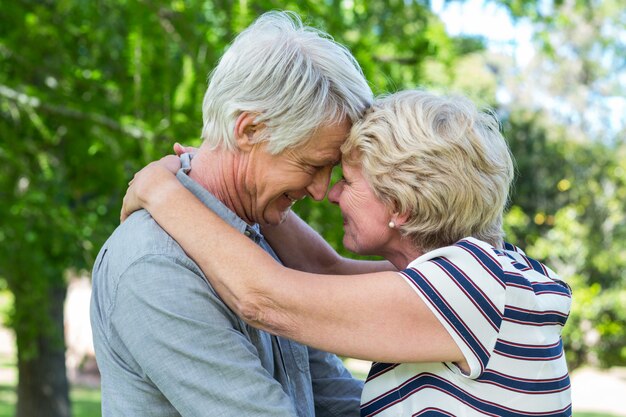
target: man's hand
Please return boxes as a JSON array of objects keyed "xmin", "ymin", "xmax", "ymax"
[{"xmin": 121, "ymin": 155, "xmax": 182, "ymax": 223}]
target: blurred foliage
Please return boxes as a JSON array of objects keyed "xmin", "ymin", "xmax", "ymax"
[
  {"xmin": 492, "ymin": 0, "xmax": 626, "ymax": 142},
  {"xmin": 0, "ymin": 0, "xmax": 625, "ymax": 414},
  {"xmin": 502, "ymin": 108, "xmax": 626, "ymax": 369}
]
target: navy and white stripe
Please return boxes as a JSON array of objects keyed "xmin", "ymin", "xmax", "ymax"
[
  {"xmin": 503, "ymin": 305, "xmax": 569, "ymax": 327},
  {"xmin": 360, "ymin": 237, "xmax": 572, "ymax": 416},
  {"xmin": 361, "ymin": 372, "xmax": 572, "ymax": 417},
  {"xmin": 478, "ymin": 369, "xmax": 570, "ymax": 394}
]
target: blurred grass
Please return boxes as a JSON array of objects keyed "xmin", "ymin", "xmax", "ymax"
[
  {"xmin": 0, "ymin": 382, "xmax": 101, "ymax": 417},
  {"xmin": 577, "ymin": 414, "xmax": 623, "ymax": 417},
  {"xmin": 0, "ymin": 358, "xmax": 100, "ymax": 416},
  {"xmin": 0, "ymin": 385, "xmax": 15, "ymax": 416},
  {"xmin": 69, "ymin": 386, "xmax": 102, "ymax": 417}
]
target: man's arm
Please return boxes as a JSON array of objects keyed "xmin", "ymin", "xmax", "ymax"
[
  {"xmin": 262, "ymin": 210, "xmax": 394, "ymax": 274},
  {"xmin": 112, "ymin": 254, "xmax": 298, "ymax": 417}
]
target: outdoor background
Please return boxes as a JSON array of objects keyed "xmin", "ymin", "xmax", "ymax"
[{"xmin": 1, "ymin": 0, "xmax": 625, "ymax": 416}]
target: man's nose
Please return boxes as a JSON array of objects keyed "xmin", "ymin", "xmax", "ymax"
[{"xmin": 306, "ymin": 167, "xmax": 332, "ymax": 201}]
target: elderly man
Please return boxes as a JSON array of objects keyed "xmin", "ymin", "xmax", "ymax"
[{"xmin": 90, "ymin": 11, "xmax": 372, "ymax": 417}]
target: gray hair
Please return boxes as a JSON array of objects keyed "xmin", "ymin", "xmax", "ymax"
[
  {"xmin": 201, "ymin": 11, "xmax": 373, "ymax": 154},
  {"xmin": 343, "ymin": 90, "xmax": 514, "ymax": 251}
]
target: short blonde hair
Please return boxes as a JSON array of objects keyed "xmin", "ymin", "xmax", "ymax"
[
  {"xmin": 343, "ymin": 90, "xmax": 514, "ymax": 251},
  {"xmin": 201, "ymin": 11, "xmax": 372, "ymax": 154}
]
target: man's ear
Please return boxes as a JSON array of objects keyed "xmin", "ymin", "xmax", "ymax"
[{"xmin": 234, "ymin": 112, "xmax": 263, "ymax": 152}]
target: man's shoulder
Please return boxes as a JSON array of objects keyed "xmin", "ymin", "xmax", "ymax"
[
  {"xmin": 93, "ymin": 209, "xmax": 197, "ymax": 280},
  {"xmin": 90, "ymin": 209, "xmax": 224, "ymax": 328}
]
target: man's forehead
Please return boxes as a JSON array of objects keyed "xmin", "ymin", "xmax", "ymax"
[
  {"xmin": 297, "ymin": 120, "xmax": 350, "ymax": 160},
  {"xmin": 309, "ymin": 143, "xmax": 342, "ymax": 163}
]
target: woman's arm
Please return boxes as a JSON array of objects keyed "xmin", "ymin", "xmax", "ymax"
[
  {"xmin": 261, "ymin": 211, "xmax": 395, "ymax": 275},
  {"xmin": 123, "ymin": 164, "xmax": 463, "ymax": 365}
]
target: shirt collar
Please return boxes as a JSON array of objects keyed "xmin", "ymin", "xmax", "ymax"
[{"xmin": 175, "ymin": 168, "xmax": 261, "ymax": 242}]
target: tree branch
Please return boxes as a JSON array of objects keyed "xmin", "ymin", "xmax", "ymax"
[
  {"xmin": 373, "ymin": 55, "xmax": 420, "ymax": 65},
  {"xmin": 0, "ymin": 84, "xmax": 156, "ymax": 140}
]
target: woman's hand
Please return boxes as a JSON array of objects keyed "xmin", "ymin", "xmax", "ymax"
[
  {"xmin": 174, "ymin": 142, "xmax": 198, "ymax": 157},
  {"xmin": 121, "ymin": 154, "xmax": 182, "ymax": 223}
]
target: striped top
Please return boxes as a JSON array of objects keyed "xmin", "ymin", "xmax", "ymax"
[{"xmin": 360, "ymin": 237, "xmax": 572, "ymax": 417}]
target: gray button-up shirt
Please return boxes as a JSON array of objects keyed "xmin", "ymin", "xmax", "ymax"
[{"xmin": 90, "ymin": 169, "xmax": 362, "ymax": 417}]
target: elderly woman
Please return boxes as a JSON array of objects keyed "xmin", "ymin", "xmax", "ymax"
[{"xmin": 123, "ymin": 90, "xmax": 572, "ymax": 416}]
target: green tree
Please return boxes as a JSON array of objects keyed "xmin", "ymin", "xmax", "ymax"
[
  {"xmin": 485, "ymin": 0, "xmax": 626, "ymax": 368},
  {"xmin": 502, "ymin": 108, "xmax": 626, "ymax": 368},
  {"xmin": 493, "ymin": 0, "xmax": 626, "ymax": 142}
]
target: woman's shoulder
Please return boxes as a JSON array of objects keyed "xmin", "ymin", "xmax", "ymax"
[
  {"xmin": 406, "ymin": 237, "xmax": 500, "ymax": 271},
  {"xmin": 406, "ymin": 237, "xmax": 562, "ymax": 281},
  {"xmin": 403, "ymin": 237, "xmax": 568, "ymax": 295}
]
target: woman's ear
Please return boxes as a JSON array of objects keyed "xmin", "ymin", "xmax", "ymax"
[
  {"xmin": 234, "ymin": 112, "xmax": 264, "ymax": 151},
  {"xmin": 393, "ymin": 211, "xmax": 411, "ymax": 228}
]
